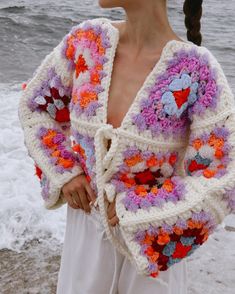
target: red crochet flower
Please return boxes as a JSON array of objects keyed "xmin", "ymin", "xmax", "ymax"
[
  {"xmin": 172, "ymin": 242, "xmax": 192, "ymax": 259},
  {"xmin": 188, "ymin": 159, "xmax": 208, "ymax": 173},
  {"xmin": 134, "ymin": 169, "xmax": 155, "ymax": 185},
  {"xmin": 75, "ymin": 54, "xmax": 88, "ymax": 78}
]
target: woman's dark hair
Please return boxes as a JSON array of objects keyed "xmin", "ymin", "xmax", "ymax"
[{"xmin": 183, "ymin": 0, "xmax": 203, "ymax": 46}]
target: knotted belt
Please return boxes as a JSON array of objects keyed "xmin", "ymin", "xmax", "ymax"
[
  {"xmin": 93, "ymin": 124, "xmax": 119, "ymax": 205},
  {"xmin": 90, "ymin": 124, "xmax": 170, "ymax": 287},
  {"xmin": 92, "ymin": 124, "xmax": 133, "ymax": 259}
]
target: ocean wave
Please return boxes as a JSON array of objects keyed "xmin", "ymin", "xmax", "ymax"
[
  {"xmin": 0, "ymin": 6, "xmax": 27, "ymax": 13},
  {"xmin": 0, "ymin": 83, "xmax": 66, "ymax": 251}
]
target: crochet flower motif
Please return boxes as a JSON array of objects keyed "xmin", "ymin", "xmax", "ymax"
[
  {"xmin": 75, "ymin": 54, "xmax": 89, "ymax": 79},
  {"xmin": 64, "ymin": 22, "xmax": 111, "ymax": 118},
  {"xmin": 37, "ymin": 126, "xmax": 78, "ymax": 174},
  {"xmin": 132, "ymin": 48, "xmax": 218, "ymax": 138},
  {"xmin": 28, "ymin": 68, "xmax": 72, "ymax": 122},
  {"xmin": 134, "ymin": 210, "xmax": 216, "ymax": 278},
  {"xmin": 110, "ymin": 146, "xmax": 185, "ymax": 212},
  {"xmin": 185, "ymin": 126, "xmax": 231, "ymax": 179},
  {"xmin": 71, "ymin": 129, "xmax": 96, "ymax": 186},
  {"xmin": 161, "ymin": 73, "xmax": 198, "ymax": 118}
]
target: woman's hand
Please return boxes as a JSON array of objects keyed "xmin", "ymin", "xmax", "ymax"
[
  {"xmin": 61, "ymin": 173, "xmax": 96, "ymax": 213},
  {"xmin": 105, "ymin": 195, "xmax": 119, "ymax": 227}
]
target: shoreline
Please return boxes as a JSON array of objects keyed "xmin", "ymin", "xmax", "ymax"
[
  {"xmin": 0, "ymin": 223, "xmax": 234, "ymax": 294},
  {"xmin": 0, "ymin": 239, "xmax": 62, "ymax": 294}
]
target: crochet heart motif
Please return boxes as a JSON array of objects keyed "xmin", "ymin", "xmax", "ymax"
[
  {"xmin": 161, "ymin": 73, "xmax": 198, "ymax": 118},
  {"xmin": 173, "ymin": 87, "xmax": 191, "ymax": 109}
]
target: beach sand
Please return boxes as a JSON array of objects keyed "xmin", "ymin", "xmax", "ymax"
[{"xmin": 0, "ymin": 239, "xmax": 62, "ymax": 294}]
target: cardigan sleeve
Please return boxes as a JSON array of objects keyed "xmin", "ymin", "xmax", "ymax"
[
  {"xmin": 18, "ymin": 25, "xmax": 85, "ymax": 210},
  {"xmin": 113, "ymin": 47, "xmax": 235, "ymax": 277}
]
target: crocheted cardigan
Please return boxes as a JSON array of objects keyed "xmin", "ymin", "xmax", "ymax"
[{"xmin": 18, "ymin": 17, "xmax": 235, "ymax": 278}]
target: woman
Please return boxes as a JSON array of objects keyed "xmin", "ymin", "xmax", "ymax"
[{"xmin": 18, "ymin": 0, "xmax": 235, "ymax": 293}]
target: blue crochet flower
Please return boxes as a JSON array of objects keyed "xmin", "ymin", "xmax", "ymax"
[
  {"xmin": 180, "ymin": 236, "xmax": 196, "ymax": 246},
  {"xmin": 161, "ymin": 73, "xmax": 199, "ymax": 118},
  {"xmin": 162, "ymin": 241, "xmax": 176, "ymax": 257}
]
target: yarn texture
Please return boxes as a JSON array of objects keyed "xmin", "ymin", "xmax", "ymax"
[{"xmin": 18, "ymin": 17, "xmax": 235, "ymax": 278}]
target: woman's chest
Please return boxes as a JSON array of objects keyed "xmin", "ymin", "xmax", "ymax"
[
  {"xmin": 68, "ymin": 22, "xmax": 199, "ymax": 141},
  {"xmin": 106, "ymin": 52, "xmax": 158, "ymax": 130}
]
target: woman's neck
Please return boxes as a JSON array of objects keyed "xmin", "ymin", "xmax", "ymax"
[{"xmin": 118, "ymin": 1, "xmax": 181, "ymax": 55}]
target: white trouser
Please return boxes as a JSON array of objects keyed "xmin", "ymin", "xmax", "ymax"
[{"xmin": 56, "ymin": 205, "xmax": 188, "ymax": 294}]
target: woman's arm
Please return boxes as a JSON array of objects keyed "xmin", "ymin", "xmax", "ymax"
[{"xmin": 18, "ymin": 22, "xmax": 86, "ymax": 209}]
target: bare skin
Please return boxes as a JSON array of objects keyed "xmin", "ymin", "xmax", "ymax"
[
  {"xmin": 61, "ymin": 174, "xmax": 96, "ymax": 213},
  {"xmin": 62, "ymin": 0, "xmax": 183, "ymax": 226}
]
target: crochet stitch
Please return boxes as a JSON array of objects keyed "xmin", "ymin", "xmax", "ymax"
[
  {"xmin": 37, "ymin": 126, "xmax": 79, "ymax": 173},
  {"xmin": 110, "ymin": 147, "xmax": 186, "ymax": 212},
  {"xmin": 18, "ymin": 17, "xmax": 235, "ymax": 278},
  {"xmin": 71, "ymin": 128, "xmax": 98, "ymax": 195},
  {"xmin": 134, "ymin": 209, "xmax": 216, "ymax": 277},
  {"xmin": 131, "ymin": 46, "xmax": 219, "ymax": 139},
  {"xmin": 28, "ymin": 67, "xmax": 72, "ymax": 122}
]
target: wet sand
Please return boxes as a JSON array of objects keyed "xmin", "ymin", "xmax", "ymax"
[
  {"xmin": 0, "ymin": 224, "xmax": 234, "ymax": 294},
  {"xmin": 0, "ymin": 240, "xmax": 61, "ymax": 294}
]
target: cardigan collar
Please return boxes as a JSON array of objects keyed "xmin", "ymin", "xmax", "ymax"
[
  {"xmin": 71, "ymin": 17, "xmax": 195, "ymax": 132},
  {"xmin": 98, "ymin": 18, "xmax": 194, "ymax": 130}
]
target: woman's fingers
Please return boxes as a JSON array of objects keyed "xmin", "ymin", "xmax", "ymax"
[
  {"xmin": 78, "ymin": 187, "xmax": 91, "ymax": 213},
  {"xmin": 107, "ymin": 202, "xmax": 116, "ymax": 219},
  {"xmin": 104, "ymin": 193, "xmax": 108, "ymax": 202},
  {"xmin": 108, "ymin": 215, "xmax": 119, "ymax": 227},
  {"xmin": 107, "ymin": 200, "xmax": 119, "ymax": 226},
  {"xmin": 85, "ymin": 183, "xmax": 97, "ymax": 203},
  {"xmin": 63, "ymin": 191, "xmax": 80, "ymax": 209},
  {"xmin": 61, "ymin": 175, "xmax": 96, "ymax": 212},
  {"xmin": 71, "ymin": 191, "xmax": 82, "ymax": 209}
]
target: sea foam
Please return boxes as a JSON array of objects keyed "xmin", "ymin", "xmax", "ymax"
[{"xmin": 0, "ymin": 83, "xmax": 66, "ymax": 251}]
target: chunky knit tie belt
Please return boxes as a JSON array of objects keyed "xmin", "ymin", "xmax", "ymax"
[
  {"xmin": 94, "ymin": 124, "xmax": 120, "ymax": 204},
  {"xmin": 90, "ymin": 124, "xmax": 169, "ymax": 286},
  {"xmin": 92, "ymin": 124, "xmax": 131, "ymax": 254}
]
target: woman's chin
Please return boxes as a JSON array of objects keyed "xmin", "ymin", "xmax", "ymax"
[{"xmin": 98, "ymin": 0, "xmax": 122, "ymax": 9}]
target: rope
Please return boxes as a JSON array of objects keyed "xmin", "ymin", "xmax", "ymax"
[{"xmin": 94, "ymin": 125, "xmax": 133, "ymax": 261}]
